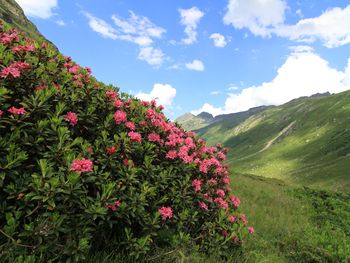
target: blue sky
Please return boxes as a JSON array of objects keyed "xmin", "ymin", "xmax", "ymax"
[{"xmin": 15, "ymin": 0, "xmax": 350, "ymax": 119}]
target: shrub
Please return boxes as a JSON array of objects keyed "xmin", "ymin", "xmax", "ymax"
[{"xmin": 0, "ymin": 20, "xmax": 252, "ymax": 261}]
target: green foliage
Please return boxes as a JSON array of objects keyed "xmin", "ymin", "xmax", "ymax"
[{"xmin": 0, "ymin": 21, "xmax": 248, "ymax": 261}]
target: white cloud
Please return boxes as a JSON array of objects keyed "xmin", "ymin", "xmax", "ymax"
[
  {"xmin": 84, "ymin": 11, "xmax": 166, "ymax": 66},
  {"xmin": 55, "ymin": 19, "xmax": 66, "ymax": 26},
  {"xmin": 210, "ymin": 33, "xmax": 227, "ymax": 47},
  {"xmin": 179, "ymin": 7, "xmax": 204, "ymax": 45},
  {"xmin": 185, "ymin": 59, "xmax": 205, "ymax": 71},
  {"xmin": 223, "ymin": 1, "xmax": 350, "ymax": 48},
  {"xmin": 288, "ymin": 45, "xmax": 314, "ymax": 53},
  {"xmin": 111, "ymin": 11, "xmax": 166, "ymax": 46},
  {"xmin": 223, "ymin": 0, "xmax": 287, "ymax": 37},
  {"xmin": 211, "ymin": 91, "xmax": 220, "ymax": 95},
  {"xmin": 84, "ymin": 12, "xmax": 118, "ymax": 39},
  {"xmin": 136, "ymin": 83, "xmax": 176, "ymax": 108},
  {"xmin": 274, "ymin": 5, "xmax": 350, "ymax": 48},
  {"xmin": 193, "ymin": 49, "xmax": 350, "ymax": 116},
  {"xmin": 15, "ymin": 0, "xmax": 58, "ymax": 19},
  {"xmin": 296, "ymin": 9, "xmax": 303, "ymax": 18},
  {"xmin": 138, "ymin": 47, "xmax": 165, "ymax": 66}
]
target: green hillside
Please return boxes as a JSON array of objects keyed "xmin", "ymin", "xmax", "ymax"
[
  {"xmin": 196, "ymin": 91, "xmax": 350, "ymax": 192},
  {"xmin": 0, "ymin": 0, "xmax": 56, "ymax": 47}
]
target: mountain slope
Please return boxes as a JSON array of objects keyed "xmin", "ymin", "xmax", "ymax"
[
  {"xmin": 196, "ymin": 91, "xmax": 350, "ymax": 192},
  {"xmin": 176, "ymin": 106, "xmax": 272, "ymax": 131},
  {"xmin": 0, "ymin": 0, "xmax": 56, "ymax": 47}
]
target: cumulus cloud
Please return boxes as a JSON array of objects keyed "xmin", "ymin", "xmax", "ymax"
[
  {"xmin": 210, "ymin": 33, "xmax": 227, "ymax": 47},
  {"xmin": 83, "ymin": 11, "xmax": 166, "ymax": 65},
  {"xmin": 136, "ymin": 83, "xmax": 176, "ymax": 108},
  {"xmin": 274, "ymin": 5, "xmax": 350, "ymax": 48},
  {"xmin": 15, "ymin": 0, "xmax": 58, "ymax": 19},
  {"xmin": 223, "ymin": 0, "xmax": 287, "ymax": 37},
  {"xmin": 185, "ymin": 59, "xmax": 205, "ymax": 71},
  {"xmin": 193, "ymin": 48, "xmax": 350, "ymax": 116},
  {"xmin": 179, "ymin": 7, "xmax": 204, "ymax": 45},
  {"xmin": 138, "ymin": 47, "xmax": 165, "ymax": 66},
  {"xmin": 223, "ymin": 1, "xmax": 350, "ymax": 48}
]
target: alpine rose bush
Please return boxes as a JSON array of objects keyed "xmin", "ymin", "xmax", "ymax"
[{"xmin": 0, "ymin": 21, "xmax": 251, "ymax": 261}]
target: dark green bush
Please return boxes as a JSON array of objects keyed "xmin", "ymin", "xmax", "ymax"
[{"xmin": 0, "ymin": 21, "xmax": 251, "ymax": 261}]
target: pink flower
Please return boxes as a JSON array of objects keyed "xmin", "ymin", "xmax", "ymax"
[
  {"xmin": 128, "ymin": 131, "xmax": 142, "ymax": 143},
  {"xmin": 240, "ymin": 214, "xmax": 248, "ymax": 224},
  {"xmin": 113, "ymin": 100, "xmax": 124, "ymax": 108},
  {"xmin": 68, "ymin": 65, "xmax": 80, "ymax": 74},
  {"xmin": 248, "ymin": 227, "xmax": 255, "ymax": 234},
  {"xmin": 106, "ymin": 146, "xmax": 116, "ymax": 155},
  {"xmin": 216, "ymin": 189, "xmax": 226, "ymax": 198},
  {"xmin": 14, "ymin": 61, "xmax": 30, "ymax": 70},
  {"xmin": 1, "ymin": 66, "xmax": 20, "ymax": 78},
  {"xmin": 8, "ymin": 106, "xmax": 27, "ymax": 115},
  {"xmin": 166, "ymin": 150, "xmax": 177, "ymax": 159},
  {"xmin": 125, "ymin": 122, "xmax": 135, "ymax": 130},
  {"xmin": 11, "ymin": 44, "xmax": 35, "ymax": 53},
  {"xmin": 105, "ymin": 200, "xmax": 121, "ymax": 211},
  {"xmin": 222, "ymin": 230, "xmax": 229, "ymax": 237},
  {"xmin": 70, "ymin": 158, "xmax": 93, "ymax": 173},
  {"xmin": 217, "ymin": 151, "xmax": 226, "ymax": 160},
  {"xmin": 230, "ymin": 196, "xmax": 240, "ymax": 207},
  {"xmin": 198, "ymin": 202, "xmax": 208, "ymax": 210},
  {"xmin": 228, "ymin": 215, "xmax": 236, "ymax": 223},
  {"xmin": 214, "ymin": 197, "xmax": 228, "ymax": 210},
  {"xmin": 114, "ymin": 110, "xmax": 127, "ymax": 124},
  {"xmin": 0, "ymin": 110, "xmax": 3, "ymax": 118},
  {"xmin": 158, "ymin": 206, "xmax": 173, "ymax": 221},
  {"xmin": 192, "ymin": 179, "xmax": 202, "ymax": 192},
  {"xmin": 65, "ymin": 111, "xmax": 78, "ymax": 126},
  {"xmin": 147, "ymin": 133, "xmax": 161, "ymax": 143},
  {"xmin": 106, "ymin": 90, "xmax": 118, "ymax": 99}
]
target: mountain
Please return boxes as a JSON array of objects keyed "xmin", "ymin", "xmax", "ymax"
[
  {"xmin": 176, "ymin": 106, "xmax": 272, "ymax": 131},
  {"xmin": 0, "ymin": 0, "xmax": 56, "ymax": 47},
  {"xmin": 194, "ymin": 91, "xmax": 350, "ymax": 192},
  {"xmin": 175, "ymin": 112, "xmax": 213, "ymax": 131}
]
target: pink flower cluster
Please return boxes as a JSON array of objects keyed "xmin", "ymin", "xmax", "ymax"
[
  {"xmin": 192, "ymin": 179, "xmax": 203, "ymax": 192},
  {"xmin": 65, "ymin": 111, "xmax": 78, "ymax": 126},
  {"xmin": 128, "ymin": 131, "xmax": 142, "ymax": 143},
  {"xmin": 105, "ymin": 200, "xmax": 121, "ymax": 211},
  {"xmin": 106, "ymin": 90, "xmax": 118, "ymax": 99},
  {"xmin": 230, "ymin": 196, "xmax": 240, "ymax": 207},
  {"xmin": 114, "ymin": 110, "xmax": 127, "ymax": 124},
  {"xmin": 11, "ymin": 44, "xmax": 35, "ymax": 53},
  {"xmin": 0, "ymin": 61, "xmax": 30, "ymax": 78},
  {"xmin": 8, "ymin": 106, "xmax": 27, "ymax": 115},
  {"xmin": 106, "ymin": 146, "xmax": 117, "ymax": 155},
  {"xmin": 158, "ymin": 206, "xmax": 173, "ymax": 221},
  {"xmin": 70, "ymin": 158, "xmax": 93, "ymax": 173},
  {"xmin": 0, "ymin": 30, "xmax": 19, "ymax": 45}
]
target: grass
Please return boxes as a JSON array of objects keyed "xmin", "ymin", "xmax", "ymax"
[{"xmin": 84, "ymin": 173, "xmax": 350, "ymax": 262}]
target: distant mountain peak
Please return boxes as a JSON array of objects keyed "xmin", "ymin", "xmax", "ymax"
[{"xmin": 197, "ymin": 112, "xmax": 214, "ymax": 121}]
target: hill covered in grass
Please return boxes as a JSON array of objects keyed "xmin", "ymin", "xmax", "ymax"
[
  {"xmin": 0, "ymin": 0, "xmax": 55, "ymax": 46},
  {"xmin": 189, "ymin": 91, "xmax": 350, "ymax": 192}
]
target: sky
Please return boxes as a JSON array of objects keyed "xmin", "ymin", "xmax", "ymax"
[{"xmin": 14, "ymin": 0, "xmax": 350, "ymax": 119}]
